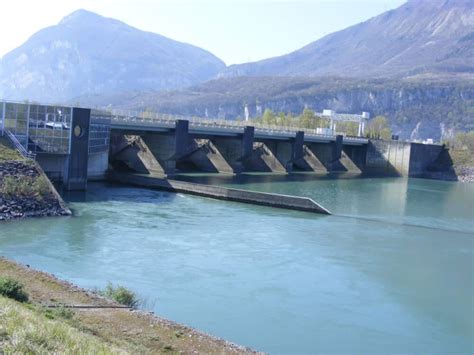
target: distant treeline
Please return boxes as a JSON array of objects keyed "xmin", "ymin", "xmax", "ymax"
[{"xmin": 247, "ymin": 108, "xmax": 393, "ymax": 139}]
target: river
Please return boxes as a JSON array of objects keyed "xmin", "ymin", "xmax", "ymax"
[{"xmin": 0, "ymin": 175, "xmax": 473, "ymax": 354}]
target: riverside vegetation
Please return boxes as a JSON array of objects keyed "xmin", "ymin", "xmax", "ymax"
[
  {"xmin": 0, "ymin": 258, "xmax": 257, "ymax": 354},
  {"xmin": 444, "ymin": 131, "xmax": 474, "ymax": 182}
]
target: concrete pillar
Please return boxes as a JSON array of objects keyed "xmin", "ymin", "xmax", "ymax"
[
  {"xmin": 64, "ymin": 107, "xmax": 91, "ymax": 190},
  {"xmin": 333, "ymin": 135, "xmax": 343, "ymax": 160},
  {"xmin": 242, "ymin": 126, "xmax": 254, "ymax": 158},
  {"xmin": 175, "ymin": 120, "xmax": 189, "ymax": 158},
  {"xmin": 293, "ymin": 131, "xmax": 304, "ymax": 162}
]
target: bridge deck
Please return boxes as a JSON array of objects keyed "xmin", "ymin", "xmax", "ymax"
[{"xmin": 106, "ymin": 114, "xmax": 368, "ymax": 145}]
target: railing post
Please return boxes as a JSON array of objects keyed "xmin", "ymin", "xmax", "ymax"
[
  {"xmin": 1, "ymin": 101, "xmax": 5, "ymax": 136},
  {"xmin": 26, "ymin": 103, "xmax": 30, "ymax": 150}
]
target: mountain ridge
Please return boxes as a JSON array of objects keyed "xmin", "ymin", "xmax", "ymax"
[
  {"xmin": 221, "ymin": 0, "xmax": 474, "ymax": 79},
  {"xmin": 0, "ymin": 9, "xmax": 225, "ymax": 101}
]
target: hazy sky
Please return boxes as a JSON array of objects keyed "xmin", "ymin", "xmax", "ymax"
[{"xmin": 1, "ymin": 0, "xmax": 406, "ymax": 65}]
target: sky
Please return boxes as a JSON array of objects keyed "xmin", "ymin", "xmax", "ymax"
[{"xmin": 1, "ymin": 0, "xmax": 406, "ymax": 65}]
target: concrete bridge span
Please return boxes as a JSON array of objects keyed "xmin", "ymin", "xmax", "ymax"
[{"xmin": 108, "ymin": 115, "xmax": 369, "ymax": 176}]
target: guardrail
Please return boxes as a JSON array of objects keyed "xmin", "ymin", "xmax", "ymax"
[
  {"xmin": 5, "ymin": 130, "xmax": 36, "ymax": 160},
  {"xmin": 102, "ymin": 110, "xmax": 368, "ymax": 144}
]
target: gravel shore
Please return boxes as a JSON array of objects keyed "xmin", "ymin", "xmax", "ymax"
[{"xmin": 456, "ymin": 166, "xmax": 474, "ymax": 183}]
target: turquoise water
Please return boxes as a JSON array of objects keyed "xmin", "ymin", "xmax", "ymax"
[{"xmin": 0, "ymin": 176, "xmax": 473, "ymax": 354}]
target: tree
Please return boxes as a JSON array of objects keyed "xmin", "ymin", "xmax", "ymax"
[
  {"xmin": 277, "ymin": 112, "xmax": 288, "ymax": 126},
  {"xmin": 367, "ymin": 116, "xmax": 392, "ymax": 139},
  {"xmin": 299, "ymin": 108, "xmax": 316, "ymax": 129},
  {"xmin": 262, "ymin": 109, "xmax": 277, "ymax": 125}
]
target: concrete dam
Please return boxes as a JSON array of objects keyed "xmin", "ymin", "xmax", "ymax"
[{"xmin": 0, "ymin": 100, "xmax": 454, "ymax": 213}]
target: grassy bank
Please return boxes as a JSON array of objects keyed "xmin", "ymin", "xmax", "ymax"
[
  {"xmin": 0, "ymin": 258, "xmax": 256, "ymax": 354},
  {"xmin": 0, "ymin": 137, "xmax": 23, "ymax": 161},
  {"xmin": 0, "ymin": 296, "xmax": 124, "ymax": 353}
]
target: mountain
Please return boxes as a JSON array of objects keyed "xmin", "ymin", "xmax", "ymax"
[
  {"xmin": 222, "ymin": 0, "xmax": 474, "ymax": 79},
  {"xmin": 0, "ymin": 10, "xmax": 225, "ymax": 102},
  {"xmin": 76, "ymin": 76, "xmax": 474, "ymax": 140}
]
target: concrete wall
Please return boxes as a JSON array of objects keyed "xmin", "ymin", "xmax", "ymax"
[
  {"xmin": 87, "ymin": 151, "xmax": 109, "ymax": 180},
  {"xmin": 365, "ymin": 140, "xmax": 448, "ymax": 177},
  {"xmin": 365, "ymin": 140, "xmax": 411, "ymax": 176},
  {"xmin": 36, "ymin": 154, "xmax": 69, "ymax": 182},
  {"xmin": 110, "ymin": 172, "xmax": 331, "ymax": 215},
  {"xmin": 408, "ymin": 143, "xmax": 445, "ymax": 176}
]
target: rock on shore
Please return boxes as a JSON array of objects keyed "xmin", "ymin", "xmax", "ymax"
[
  {"xmin": 457, "ymin": 167, "xmax": 474, "ymax": 183},
  {"xmin": 0, "ymin": 161, "xmax": 71, "ymax": 221}
]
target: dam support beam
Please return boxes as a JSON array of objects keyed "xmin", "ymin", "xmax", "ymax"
[
  {"xmin": 306, "ymin": 136, "xmax": 360, "ymax": 173},
  {"xmin": 292, "ymin": 131, "xmax": 326, "ymax": 172},
  {"xmin": 244, "ymin": 140, "xmax": 288, "ymax": 173},
  {"xmin": 111, "ymin": 134, "xmax": 167, "ymax": 174},
  {"xmin": 187, "ymin": 138, "xmax": 234, "ymax": 174},
  {"xmin": 212, "ymin": 137, "xmax": 244, "ymax": 173},
  {"xmin": 342, "ymin": 145, "xmax": 367, "ymax": 172},
  {"xmin": 142, "ymin": 133, "xmax": 176, "ymax": 173},
  {"xmin": 307, "ymin": 142, "xmax": 335, "ymax": 171}
]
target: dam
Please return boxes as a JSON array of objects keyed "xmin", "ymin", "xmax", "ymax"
[{"xmin": 0, "ymin": 99, "xmax": 453, "ymax": 191}]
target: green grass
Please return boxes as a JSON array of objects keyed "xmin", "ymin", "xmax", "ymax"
[
  {"xmin": 0, "ymin": 296, "xmax": 125, "ymax": 354},
  {"xmin": 0, "ymin": 174, "xmax": 51, "ymax": 200},
  {"xmin": 0, "ymin": 137, "xmax": 23, "ymax": 161}
]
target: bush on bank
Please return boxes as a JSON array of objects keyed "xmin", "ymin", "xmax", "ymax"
[
  {"xmin": 0, "ymin": 277, "xmax": 29, "ymax": 302},
  {"xmin": 100, "ymin": 283, "xmax": 139, "ymax": 308}
]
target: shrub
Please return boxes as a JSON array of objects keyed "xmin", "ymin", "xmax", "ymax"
[
  {"xmin": 100, "ymin": 283, "xmax": 139, "ymax": 308},
  {"xmin": 0, "ymin": 277, "xmax": 29, "ymax": 302}
]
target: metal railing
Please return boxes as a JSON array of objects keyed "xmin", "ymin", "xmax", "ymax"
[
  {"xmin": 102, "ymin": 109, "xmax": 368, "ymax": 144},
  {"xmin": 5, "ymin": 130, "xmax": 36, "ymax": 160}
]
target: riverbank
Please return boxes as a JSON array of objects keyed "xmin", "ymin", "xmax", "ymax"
[
  {"xmin": 0, "ymin": 257, "xmax": 258, "ymax": 354},
  {"xmin": 0, "ymin": 160, "xmax": 71, "ymax": 221},
  {"xmin": 0, "ymin": 137, "xmax": 71, "ymax": 221},
  {"xmin": 450, "ymin": 149, "xmax": 474, "ymax": 183}
]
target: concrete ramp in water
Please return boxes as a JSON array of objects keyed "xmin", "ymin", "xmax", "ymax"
[{"xmin": 110, "ymin": 172, "xmax": 331, "ymax": 215}]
